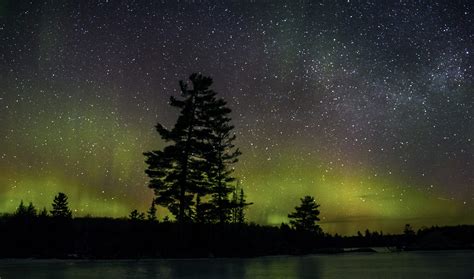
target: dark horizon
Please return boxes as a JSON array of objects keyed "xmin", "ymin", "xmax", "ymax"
[
  {"xmin": 2, "ymin": 198, "xmax": 473, "ymax": 259},
  {"xmin": 1, "ymin": 196, "xmax": 472, "ymax": 237}
]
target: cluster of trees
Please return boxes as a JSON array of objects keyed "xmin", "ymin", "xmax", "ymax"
[
  {"xmin": 12, "ymin": 192, "xmax": 72, "ymax": 219},
  {"xmin": 1, "ymin": 73, "xmax": 472, "ymax": 259},
  {"xmin": 133, "ymin": 74, "xmax": 323, "ymax": 234},
  {"xmin": 9, "ymin": 75, "xmax": 324, "ymax": 236},
  {"xmin": 143, "ymin": 74, "xmax": 251, "ymax": 224},
  {"xmin": 129, "ymin": 186, "xmax": 252, "ymax": 224},
  {"xmin": 140, "ymin": 74, "xmax": 322, "ymax": 233},
  {"xmin": 1, "ymin": 206, "xmax": 470, "ymax": 259}
]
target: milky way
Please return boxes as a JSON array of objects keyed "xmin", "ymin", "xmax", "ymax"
[{"xmin": 0, "ymin": 1, "xmax": 472, "ymax": 234}]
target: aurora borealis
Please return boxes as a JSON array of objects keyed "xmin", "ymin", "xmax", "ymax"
[{"xmin": 0, "ymin": 1, "xmax": 472, "ymax": 234}]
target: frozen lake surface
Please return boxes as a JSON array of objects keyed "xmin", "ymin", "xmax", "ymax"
[{"xmin": 0, "ymin": 250, "xmax": 472, "ymax": 278}]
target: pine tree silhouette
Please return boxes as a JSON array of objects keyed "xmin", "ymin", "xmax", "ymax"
[
  {"xmin": 146, "ymin": 200, "xmax": 157, "ymax": 221},
  {"xmin": 50, "ymin": 192, "xmax": 72, "ymax": 219},
  {"xmin": 129, "ymin": 209, "xmax": 145, "ymax": 221},
  {"xmin": 26, "ymin": 202, "xmax": 37, "ymax": 217},
  {"xmin": 144, "ymin": 73, "xmax": 238, "ymax": 223},
  {"xmin": 230, "ymin": 181, "xmax": 252, "ymax": 224},
  {"xmin": 14, "ymin": 200, "xmax": 37, "ymax": 218},
  {"xmin": 288, "ymin": 196, "xmax": 321, "ymax": 234},
  {"xmin": 203, "ymin": 90, "xmax": 241, "ymax": 223},
  {"xmin": 14, "ymin": 200, "xmax": 27, "ymax": 217},
  {"xmin": 236, "ymin": 188, "xmax": 252, "ymax": 223}
]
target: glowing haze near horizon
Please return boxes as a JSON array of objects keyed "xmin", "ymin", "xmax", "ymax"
[{"xmin": 0, "ymin": 1, "xmax": 472, "ymax": 234}]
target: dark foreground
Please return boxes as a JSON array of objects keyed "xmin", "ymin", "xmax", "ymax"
[
  {"xmin": 0, "ymin": 216, "xmax": 473, "ymax": 259},
  {"xmin": 0, "ymin": 251, "xmax": 473, "ymax": 279}
]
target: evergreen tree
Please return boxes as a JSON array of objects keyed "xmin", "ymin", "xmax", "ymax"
[
  {"xmin": 144, "ymin": 73, "xmax": 222, "ymax": 223},
  {"xmin": 147, "ymin": 200, "xmax": 157, "ymax": 221},
  {"xmin": 14, "ymin": 200, "xmax": 28, "ymax": 217},
  {"xmin": 203, "ymin": 94, "xmax": 241, "ymax": 223},
  {"xmin": 129, "ymin": 209, "xmax": 145, "ymax": 221},
  {"xmin": 230, "ymin": 183, "xmax": 252, "ymax": 224},
  {"xmin": 50, "ymin": 192, "xmax": 72, "ymax": 219},
  {"xmin": 14, "ymin": 200, "xmax": 37, "ymax": 218},
  {"xmin": 26, "ymin": 202, "xmax": 37, "ymax": 217},
  {"xmin": 236, "ymin": 188, "xmax": 252, "ymax": 223},
  {"xmin": 288, "ymin": 196, "xmax": 321, "ymax": 234},
  {"xmin": 145, "ymin": 73, "xmax": 244, "ymax": 224}
]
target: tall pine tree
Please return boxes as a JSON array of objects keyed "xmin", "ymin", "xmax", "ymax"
[
  {"xmin": 202, "ymin": 94, "xmax": 241, "ymax": 223},
  {"xmin": 50, "ymin": 192, "xmax": 72, "ymax": 219},
  {"xmin": 230, "ymin": 181, "xmax": 252, "ymax": 224},
  {"xmin": 144, "ymin": 73, "xmax": 216, "ymax": 223},
  {"xmin": 145, "ymin": 73, "xmax": 244, "ymax": 224}
]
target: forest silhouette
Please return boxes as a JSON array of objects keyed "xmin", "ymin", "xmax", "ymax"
[{"xmin": 0, "ymin": 74, "xmax": 472, "ymax": 259}]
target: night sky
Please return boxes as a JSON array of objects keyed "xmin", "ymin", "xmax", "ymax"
[{"xmin": 1, "ymin": 0, "xmax": 472, "ymax": 234}]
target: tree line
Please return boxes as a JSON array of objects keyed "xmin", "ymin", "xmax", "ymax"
[
  {"xmin": 139, "ymin": 73, "xmax": 321, "ymax": 232},
  {"xmin": 0, "ymin": 74, "xmax": 471, "ymax": 258},
  {"xmin": 7, "ymin": 74, "xmax": 323, "ymax": 234},
  {"xmin": 10, "ymin": 192, "xmax": 72, "ymax": 219}
]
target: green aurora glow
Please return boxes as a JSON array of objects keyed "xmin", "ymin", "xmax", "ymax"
[
  {"xmin": 1, "ymin": 91, "xmax": 471, "ymax": 235},
  {"xmin": 1, "ymin": 1, "xmax": 472, "ymax": 235}
]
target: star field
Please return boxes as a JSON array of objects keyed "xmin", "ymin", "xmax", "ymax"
[{"xmin": 0, "ymin": 0, "xmax": 472, "ymax": 234}]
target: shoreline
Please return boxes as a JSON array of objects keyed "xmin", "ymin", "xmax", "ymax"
[{"xmin": 0, "ymin": 247, "xmax": 472, "ymax": 261}]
